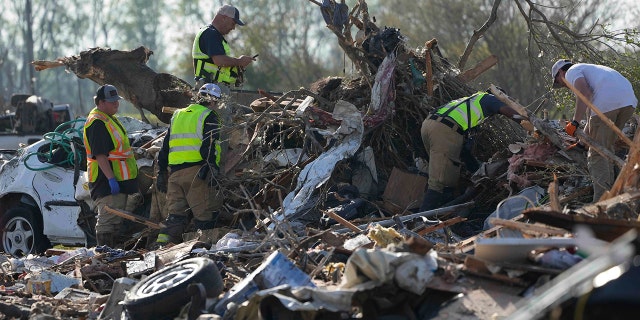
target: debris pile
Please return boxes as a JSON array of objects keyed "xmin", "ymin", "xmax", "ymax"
[{"xmin": 3, "ymin": 0, "xmax": 639, "ymax": 319}]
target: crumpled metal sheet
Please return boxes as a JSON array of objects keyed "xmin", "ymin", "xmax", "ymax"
[{"xmin": 278, "ymin": 100, "xmax": 364, "ymax": 220}]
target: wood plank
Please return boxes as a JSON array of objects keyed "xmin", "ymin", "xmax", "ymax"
[
  {"xmin": 417, "ymin": 216, "xmax": 466, "ymax": 235},
  {"xmin": 488, "ymin": 218, "xmax": 569, "ymax": 236},
  {"xmin": 601, "ymin": 117, "xmax": 640, "ymax": 201},
  {"xmin": 523, "ymin": 205, "xmax": 640, "ymax": 242},
  {"xmin": 104, "ymin": 205, "xmax": 164, "ymax": 229},
  {"xmin": 577, "ymin": 190, "xmax": 640, "ymax": 217},
  {"xmin": 456, "ymin": 55, "xmax": 498, "ymax": 83}
]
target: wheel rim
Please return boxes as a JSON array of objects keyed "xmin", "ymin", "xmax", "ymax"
[
  {"xmin": 135, "ymin": 261, "xmax": 200, "ymax": 297},
  {"xmin": 3, "ymin": 216, "xmax": 35, "ymax": 257}
]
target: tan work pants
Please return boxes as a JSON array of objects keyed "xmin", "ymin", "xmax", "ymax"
[
  {"xmin": 166, "ymin": 165, "xmax": 223, "ymax": 221},
  {"xmin": 94, "ymin": 193, "xmax": 129, "ymax": 233},
  {"xmin": 586, "ymin": 106, "xmax": 635, "ymax": 202},
  {"xmin": 421, "ymin": 118, "xmax": 464, "ymax": 192}
]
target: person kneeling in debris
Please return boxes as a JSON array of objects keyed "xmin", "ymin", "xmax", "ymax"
[
  {"xmin": 420, "ymin": 88, "xmax": 533, "ymax": 211},
  {"xmin": 155, "ymin": 83, "xmax": 225, "ymax": 246}
]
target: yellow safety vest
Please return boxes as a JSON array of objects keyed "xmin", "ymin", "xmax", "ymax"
[
  {"xmin": 192, "ymin": 26, "xmax": 239, "ymax": 85},
  {"xmin": 168, "ymin": 104, "xmax": 222, "ymax": 166},
  {"xmin": 435, "ymin": 92, "xmax": 486, "ymax": 130},
  {"xmin": 83, "ymin": 108, "xmax": 138, "ymax": 182}
]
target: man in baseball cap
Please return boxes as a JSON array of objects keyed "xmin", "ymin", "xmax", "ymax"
[
  {"xmin": 217, "ymin": 4, "xmax": 245, "ymax": 26},
  {"xmin": 95, "ymin": 84, "xmax": 123, "ymax": 102},
  {"xmin": 551, "ymin": 58, "xmax": 637, "ymax": 202},
  {"xmin": 192, "ymin": 4, "xmax": 256, "ymax": 92},
  {"xmin": 551, "ymin": 59, "xmax": 572, "ymax": 88}
]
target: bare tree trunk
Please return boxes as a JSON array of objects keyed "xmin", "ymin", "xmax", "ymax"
[
  {"xmin": 32, "ymin": 47, "xmax": 193, "ymax": 124},
  {"xmin": 24, "ymin": 0, "xmax": 35, "ymax": 94}
]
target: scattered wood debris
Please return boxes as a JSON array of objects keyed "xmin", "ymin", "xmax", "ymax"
[{"xmin": 10, "ymin": 0, "xmax": 640, "ymax": 319}]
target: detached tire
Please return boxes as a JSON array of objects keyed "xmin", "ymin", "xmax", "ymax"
[
  {"xmin": 123, "ymin": 257, "xmax": 224, "ymax": 320},
  {"xmin": 1, "ymin": 207, "xmax": 50, "ymax": 257}
]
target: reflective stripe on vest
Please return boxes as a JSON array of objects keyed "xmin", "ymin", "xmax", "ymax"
[
  {"xmin": 435, "ymin": 92, "xmax": 486, "ymax": 131},
  {"xmin": 82, "ymin": 108, "xmax": 138, "ymax": 182},
  {"xmin": 192, "ymin": 26, "xmax": 238, "ymax": 84},
  {"xmin": 168, "ymin": 104, "xmax": 222, "ymax": 167}
]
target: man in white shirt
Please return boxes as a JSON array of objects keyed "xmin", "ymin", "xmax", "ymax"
[{"xmin": 552, "ymin": 59, "xmax": 637, "ymax": 202}]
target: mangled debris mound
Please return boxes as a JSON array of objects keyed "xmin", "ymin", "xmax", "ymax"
[
  {"xmin": 32, "ymin": 46, "xmax": 193, "ymax": 124},
  {"xmin": 300, "ymin": 1, "xmax": 533, "ymax": 212}
]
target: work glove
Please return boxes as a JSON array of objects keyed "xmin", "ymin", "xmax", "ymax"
[
  {"xmin": 108, "ymin": 177, "xmax": 120, "ymax": 195},
  {"xmin": 565, "ymin": 120, "xmax": 580, "ymax": 137},
  {"xmin": 156, "ymin": 171, "xmax": 168, "ymax": 193},
  {"xmin": 197, "ymin": 165, "xmax": 218, "ymax": 187}
]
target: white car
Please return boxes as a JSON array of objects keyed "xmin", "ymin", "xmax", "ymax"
[{"xmin": 0, "ymin": 117, "xmax": 162, "ymax": 257}]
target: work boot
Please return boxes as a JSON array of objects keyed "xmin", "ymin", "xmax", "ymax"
[
  {"xmin": 440, "ymin": 187, "xmax": 457, "ymax": 206},
  {"xmin": 419, "ymin": 189, "xmax": 445, "ymax": 212},
  {"xmin": 156, "ymin": 214, "xmax": 188, "ymax": 245},
  {"xmin": 96, "ymin": 232, "xmax": 115, "ymax": 248},
  {"xmin": 193, "ymin": 218, "xmax": 216, "ymax": 231}
]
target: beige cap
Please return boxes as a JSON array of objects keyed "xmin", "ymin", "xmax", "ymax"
[{"xmin": 217, "ymin": 4, "xmax": 245, "ymax": 26}]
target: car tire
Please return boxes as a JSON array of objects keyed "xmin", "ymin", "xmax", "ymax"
[
  {"xmin": 123, "ymin": 257, "xmax": 224, "ymax": 320},
  {"xmin": 1, "ymin": 206, "xmax": 50, "ymax": 257}
]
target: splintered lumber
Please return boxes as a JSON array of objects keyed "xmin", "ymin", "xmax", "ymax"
[
  {"xmin": 547, "ymin": 174, "xmax": 561, "ymax": 212},
  {"xmin": 417, "ymin": 216, "xmax": 466, "ymax": 235},
  {"xmin": 490, "ymin": 84, "xmax": 528, "ymax": 117},
  {"xmin": 557, "ymin": 186, "xmax": 592, "ymax": 204},
  {"xmin": 523, "ymin": 202, "xmax": 640, "ymax": 241},
  {"xmin": 162, "ymin": 106, "xmax": 179, "ymax": 114},
  {"xmin": 487, "ymin": 218, "xmax": 568, "ymax": 236},
  {"xmin": 325, "ymin": 209, "xmax": 363, "ymax": 233},
  {"xmin": 104, "ymin": 205, "xmax": 164, "ymax": 229},
  {"xmin": 462, "ymin": 256, "xmax": 531, "ymax": 286},
  {"xmin": 333, "ymin": 201, "xmax": 475, "ymax": 233},
  {"xmin": 576, "ymin": 190, "xmax": 640, "ymax": 217},
  {"xmin": 574, "ymin": 129, "xmax": 625, "ymax": 168},
  {"xmin": 601, "ymin": 123, "xmax": 640, "ymax": 201},
  {"xmin": 457, "ymin": 55, "xmax": 499, "ymax": 83},
  {"xmin": 491, "ymin": 86, "xmax": 569, "ymax": 153},
  {"xmin": 464, "ymin": 256, "xmax": 561, "ymax": 279},
  {"xmin": 424, "ymin": 39, "xmax": 436, "ymax": 95}
]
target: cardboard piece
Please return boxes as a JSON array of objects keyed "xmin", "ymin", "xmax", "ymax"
[{"xmin": 381, "ymin": 167, "xmax": 427, "ymax": 214}]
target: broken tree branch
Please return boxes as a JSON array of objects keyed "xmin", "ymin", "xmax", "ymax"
[{"xmin": 458, "ymin": 0, "xmax": 502, "ymax": 70}]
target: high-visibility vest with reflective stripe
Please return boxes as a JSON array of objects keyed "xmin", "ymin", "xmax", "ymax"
[
  {"xmin": 192, "ymin": 26, "xmax": 238, "ymax": 84},
  {"xmin": 168, "ymin": 104, "xmax": 222, "ymax": 166},
  {"xmin": 435, "ymin": 92, "xmax": 486, "ymax": 131},
  {"xmin": 83, "ymin": 108, "xmax": 138, "ymax": 182}
]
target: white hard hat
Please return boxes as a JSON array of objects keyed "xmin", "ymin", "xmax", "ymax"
[{"xmin": 198, "ymin": 83, "xmax": 222, "ymax": 99}]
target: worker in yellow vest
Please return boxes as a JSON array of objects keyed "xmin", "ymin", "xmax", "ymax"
[
  {"xmin": 420, "ymin": 89, "xmax": 533, "ymax": 211},
  {"xmin": 155, "ymin": 83, "xmax": 225, "ymax": 245},
  {"xmin": 192, "ymin": 4, "xmax": 256, "ymax": 95},
  {"xmin": 83, "ymin": 84, "xmax": 139, "ymax": 247}
]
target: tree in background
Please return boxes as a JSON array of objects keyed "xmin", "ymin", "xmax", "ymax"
[
  {"xmin": 0, "ymin": 0, "xmax": 638, "ymax": 119},
  {"xmin": 373, "ymin": 0, "xmax": 640, "ymax": 118}
]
